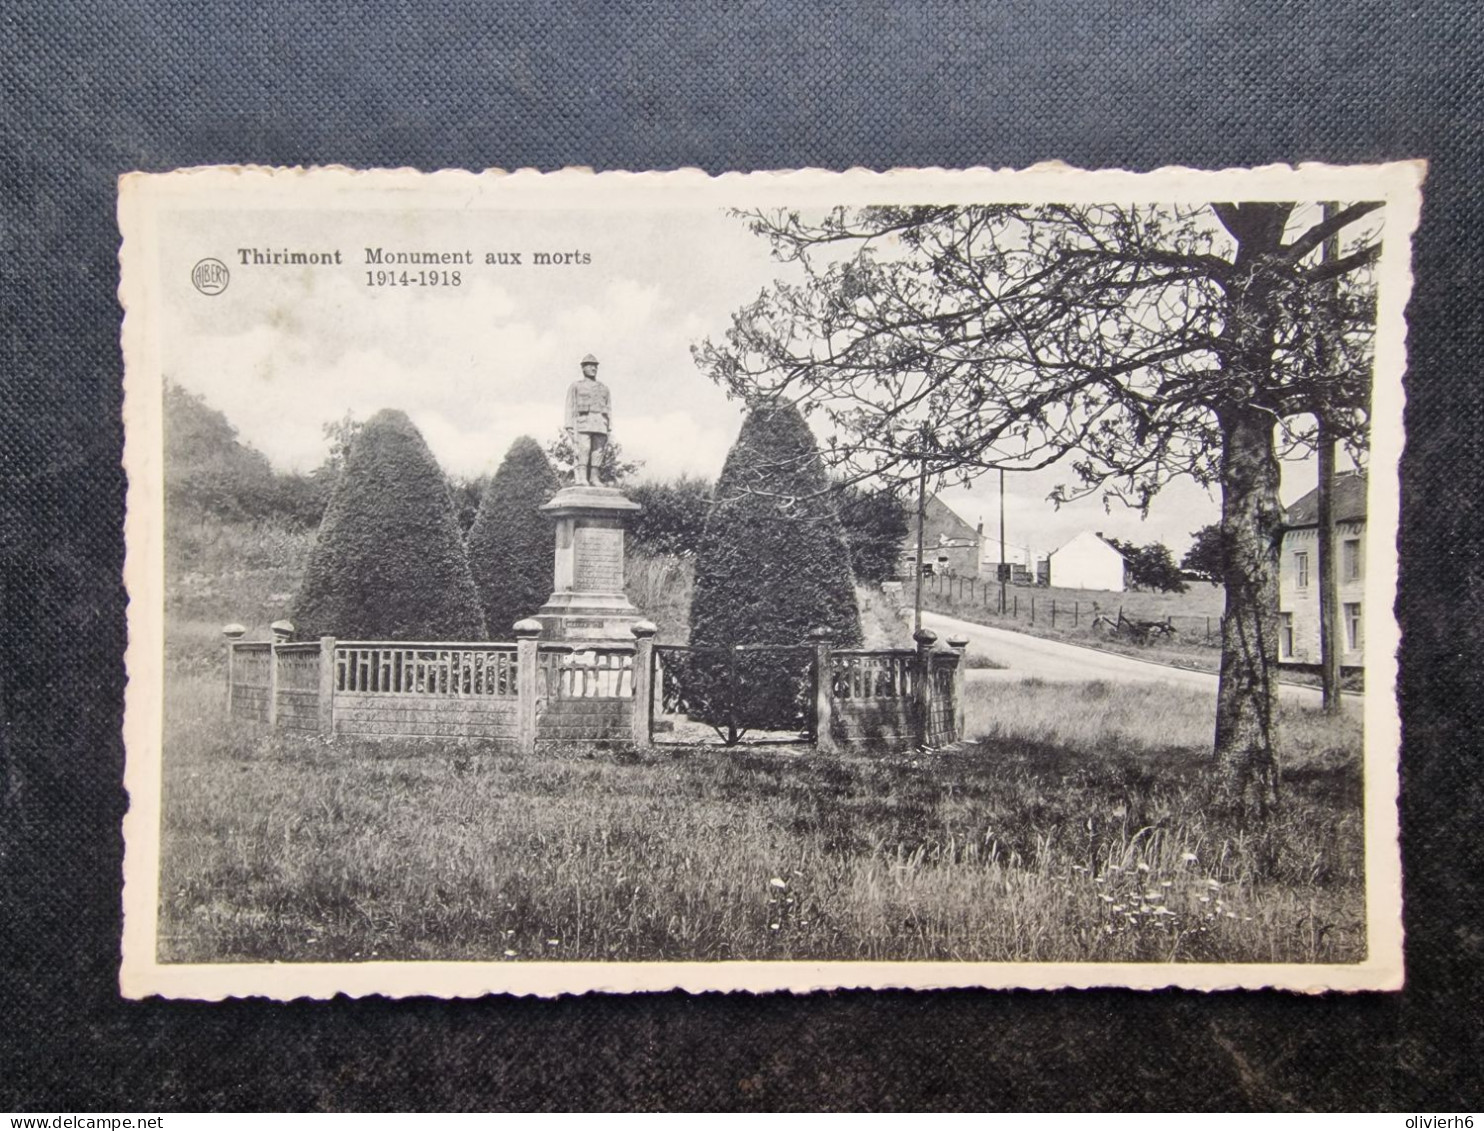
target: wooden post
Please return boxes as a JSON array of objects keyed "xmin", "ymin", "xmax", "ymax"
[
  {"xmin": 514, "ymin": 619, "xmax": 542, "ymax": 754},
  {"xmin": 318, "ymin": 636, "xmax": 336, "ymax": 735},
  {"xmin": 810, "ymin": 627, "xmax": 837, "ymax": 754},
  {"xmin": 947, "ymin": 635, "xmax": 968, "ymax": 742},
  {"xmin": 1051, "ymin": 599, "xmax": 1057, "ymax": 628},
  {"xmin": 630, "ymin": 620, "xmax": 657, "ymax": 750},
  {"xmin": 913, "ymin": 627, "xmax": 937, "ymax": 747},
  {"xmin": 1030, "ymin": 595, "xmax": 1036, "ymax": 625}
]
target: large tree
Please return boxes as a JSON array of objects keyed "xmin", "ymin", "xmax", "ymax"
[
  {"xmin": 294, "ymin": 409, "xmax": 485, "ymax": 640},
  {"xmin": 465, "ymin": 437, "xmax": 560, "ymax": 638},
  {"xmin": 1181, "ymin": 523, "xmax": 1225, "ymax": 585},
  {"xmin": 688, "ymin": 403, "xmax": 862, "ymax": 732},
  {"xmin": 691, "ymin": 401, "xmax": 863, "ymax": 649},
  {"xmin": 695, "ymin": 202, "xmax": 1380, "ymax": 816}
]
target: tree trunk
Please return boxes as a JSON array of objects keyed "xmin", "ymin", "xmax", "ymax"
[{"xmin": 1214, "ymin": 406, "xmax": 1284, "ymax": 818}]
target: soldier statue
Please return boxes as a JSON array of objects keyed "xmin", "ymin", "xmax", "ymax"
[{"xmin": 564, "ymin": 352, "xmax": 611, "ymax": 486}]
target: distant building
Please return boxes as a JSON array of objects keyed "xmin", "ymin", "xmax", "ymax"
[
  {"xmin": 1047, "ymin": 531, "xmax": 1128, "ymax": 592},
  {"xmin": 1278, "ymin": 471, "xmax": 1367, "ymax": 669},
  {"xmin": 979, "ymin": 537, "xmax": 1039, "ymax": 585},
  {"xmin": 897, "ymin": 495, "xmax": 982, "ymax": 577}
]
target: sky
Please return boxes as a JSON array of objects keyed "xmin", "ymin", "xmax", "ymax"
[{"xmin": 160, "ymin": 200, "xmax": 1345, "ymax": 559}]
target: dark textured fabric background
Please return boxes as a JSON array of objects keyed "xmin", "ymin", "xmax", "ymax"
[{"xmin": 2, "ymin": 0, "xmax": 1480, "ymax": 1112}]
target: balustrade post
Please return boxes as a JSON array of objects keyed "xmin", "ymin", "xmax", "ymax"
[
  {"xmin": 947, "ymin": 635, "xmax": 968, "ymax": 743},
  {"xmin": 318, "ymin": 637, "xmax": 336, "ymax": 735},
  {"xmin": 514, "ymin": 619, "xmax": 542, "ymax": 754},
  {"xmin": 913, "ymin": 627, "xmax": 937, "ymax": 748},
  {"xmin": 630, "ymin": 621, "xmax": 657, "ymax": 750},
  {"xmin": 809, "ymin": 627, "xmax": 837, "ymax": 754},
  {"xmin": 267, "ymin": 644, "xmax": 280, "ymax": 729},
  {"xmin": 222, "ymin": 623, "xmax": 246, "ymax": 717}
]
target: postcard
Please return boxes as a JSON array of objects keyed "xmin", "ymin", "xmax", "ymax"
[{"xmin": 119, "ymin": 162, "xmax": 1420, "ymax": 998}]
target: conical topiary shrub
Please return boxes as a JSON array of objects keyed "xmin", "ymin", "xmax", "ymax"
[
  {"xmin": 293, "ymin": 409, "xmax": 486, "ymax": 640},
  {"xmin": 687, "ymin": 402, "xmax": 862, "ymax": 730},
  {"xmin": 466, "ymin": 436, "xmax": 561, "ymax": 639}
]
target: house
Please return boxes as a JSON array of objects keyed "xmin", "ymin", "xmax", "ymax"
[
  {"xmin": 897, "ymin": 495, "xmax": 982, "ymax": 577},
  {"xmin": 1278, "ymin": 471, "xmax": 1367, "ymax": 669},
  {"xmin": 979, "ymin": 537, "xmax": 1038, "ymax": 585},
  {"xmin": 1046, "ymin": 531, "xmax": 1128, "ymax": 592}
]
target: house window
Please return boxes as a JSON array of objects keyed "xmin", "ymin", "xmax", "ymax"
[
  {"xmin": 1344, "ymin": 602, "xmax": 1363, "ymax": 651},
  {"xmin": 1280, "ymin": 612, "xmax": 1295, "ymax": 660},
  {"xmin": 1342, "ymin": 538, "xmax": 1362, "ymax": 582},
  {"xmin": 1293, "ymin": 550, "xmax": 1310, "ymax": 589}
]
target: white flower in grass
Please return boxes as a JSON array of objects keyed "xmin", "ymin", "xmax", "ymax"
[
  {"xmin": 769, "ymin": 877, "xmax": 787, "ymax": 889},
  {"xmin": 503, "ymin": 949, "xmax": 517, "ymax": 957},
  {"xmin": 1206, "ymin": 878, "xmax": 1221, "ymax": 889},
  {"xmin": 547, "ymin": 939, "xmax": 560, "ymax": 946},
  {"xmin": 769, "ymin": 923, "xmax": 781, "ymax": 930},
  {"xmin": 1181, "ymin": 852, "xmax": 1198, "ymax": 863},
  {"xmin": 1136, "ymin": 862, "xmax": 1150, "ymax": 873}
]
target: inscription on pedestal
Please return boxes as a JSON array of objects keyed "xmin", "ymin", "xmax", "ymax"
[{"xmin": 573, "ymin": 524, "xmax": 624, "ymax": 591}]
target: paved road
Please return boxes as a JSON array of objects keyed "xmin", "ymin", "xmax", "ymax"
[{"xmin": 920, "ymin": 610, "xmax": 1352, "ymax": 706}]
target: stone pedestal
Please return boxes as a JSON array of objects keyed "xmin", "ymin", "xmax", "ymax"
[{"xmin": 532, "ymin": 485, "xmax": 643, "ymax": 642}]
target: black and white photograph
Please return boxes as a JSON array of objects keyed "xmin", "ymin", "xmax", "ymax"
[{"xmin": 119, "ymin": 163, "xmax": 1418, "ymax": 998}]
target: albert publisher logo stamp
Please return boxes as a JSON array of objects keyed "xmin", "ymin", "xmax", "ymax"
[{"xmin": 191, "ymin": 257, "xmax": 229, "ymax": 295}]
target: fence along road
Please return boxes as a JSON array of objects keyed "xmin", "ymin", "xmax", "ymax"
[{"xmin": 920, "ymin": 610, "xmax": 1360, "ymax": 706}]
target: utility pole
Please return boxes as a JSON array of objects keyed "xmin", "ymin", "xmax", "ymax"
[
  {"xmin": 1316, "ymin": 201, "xmax": 1344, "ymax": 712},
  {"xmin": 998, "ymin": 467, "xmax": 1007, "ymax": 613},
  {"xmin": 913, "ymin": 467, "xmax": 927, "ymax": 635}
]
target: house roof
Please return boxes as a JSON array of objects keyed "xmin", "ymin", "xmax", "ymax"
[
  {"xmin": 1049, "ymin": 530, "xmax": 1127, "ymax": 559},
  {"xmin": 1284, "ymin": 471, "xmax": 1367, "ymax": 527}
]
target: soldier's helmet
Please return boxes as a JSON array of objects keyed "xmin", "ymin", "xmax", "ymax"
[{"xmin": 581, "ymin": 353, "xmax": 599, "ymax": 366}]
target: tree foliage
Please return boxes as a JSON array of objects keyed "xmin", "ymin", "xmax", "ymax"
[
  {"xmin": 687, "ymin": 403, "xmax": 861, "ymax": 730},
  {"xmin": 836, "ymin": 481, "xmax": 911, "ymax": 583},
  {"xmin": 163, "ymin": 382, "xmax": 278, "ymax": 524},
  {"xmin": 465, "ymin": 437, "xmax": 560, "ymax": 639},
  {"xmin": 545, "ymin": 430, "xmax": 642, "ymax": 487},
  {"xmin": 627, "ymin": 475, "xmax": 713, "ymax": 557},
  {"xmin": 294, "ymin": 409, "xmax": 485, "ymax": 640},
  {"xmin": 1107, "ymin": 538, "xmax": 1189, "ymax": 593},
  {"xmin": 1181, "ymin": 523, "xmax": 1225, "ymax": 585},
  {"xmin": 695, "ymin": 201, "xmax": 1382, "ymax": 815}
]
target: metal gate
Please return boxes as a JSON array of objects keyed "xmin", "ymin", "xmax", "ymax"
[{"xmin": 651, "ymin": 643, "xmax": 815, "ymax": 746}]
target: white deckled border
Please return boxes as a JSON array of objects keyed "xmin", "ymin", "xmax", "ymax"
[{"xmin": 119, "ymin": 161, "xmax": 1423, "ymax": 1000}]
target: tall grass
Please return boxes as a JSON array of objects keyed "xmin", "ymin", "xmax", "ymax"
[{"xmin": 158, "ymin": 669, "xmax": 1364, "ymax": 966}]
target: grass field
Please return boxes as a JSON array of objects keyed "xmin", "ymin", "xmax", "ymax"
[
  {"xmin": 159, "ymin": 513, "xmax": 1364, "ymax": 966},
  {"xmin": 157, "ymin": 663, "xmax": 1365, "ymax": 966},
  {"xmin": 915, "ymin": 575, "xmax": 1228, "ymax": 670}
]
